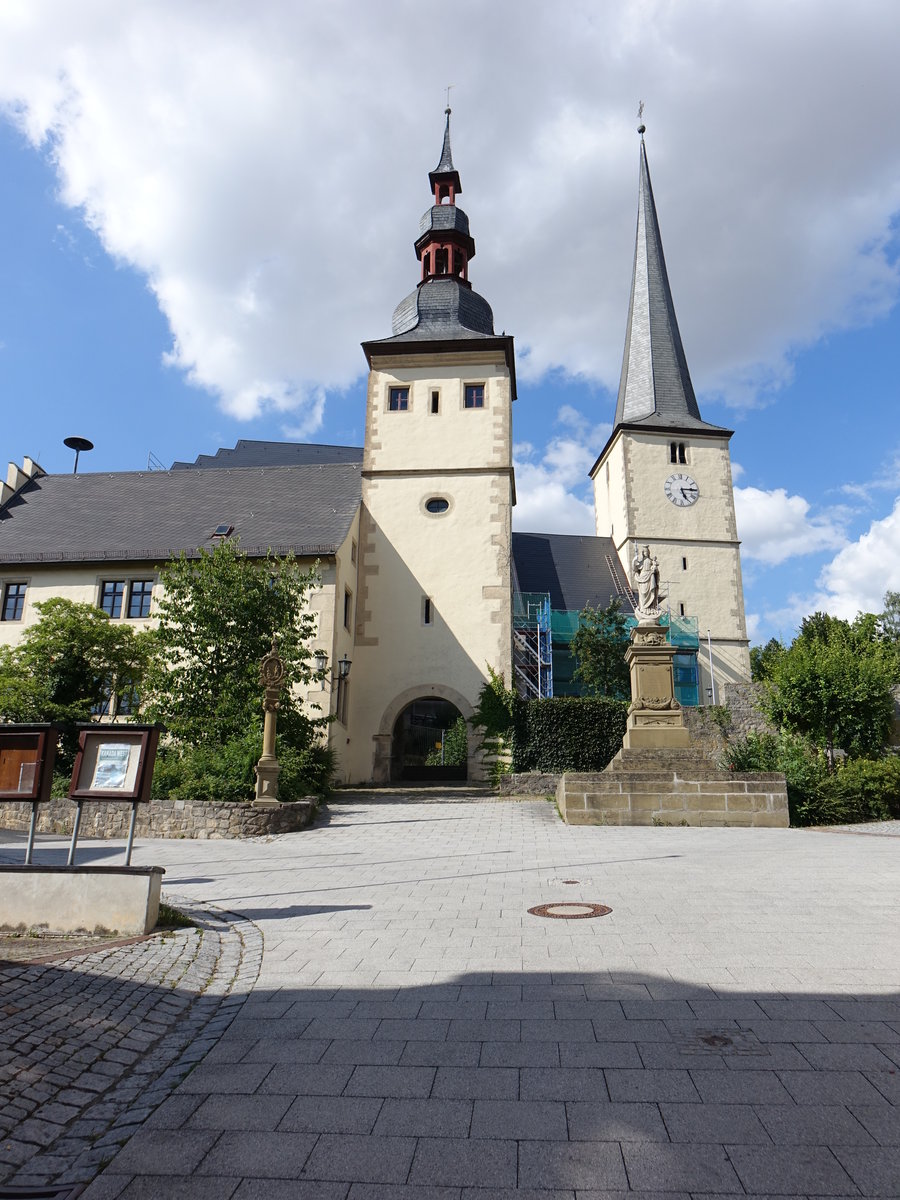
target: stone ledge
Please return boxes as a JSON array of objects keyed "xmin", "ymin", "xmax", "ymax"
[
  {"xmin": 558, "ymin": 753, "xmax": 789, "ymax": 829},
  {"xmin": 0, "ymin": 793, "xmax": 318, "ymax": 841}
]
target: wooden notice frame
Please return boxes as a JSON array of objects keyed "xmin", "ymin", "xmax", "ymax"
[
  {"xmin": 69, "ymin": 724, "xmax": 162, "ymax": 804},
  {"xmin": 0, "ymin": 724, "xmax": 59, "ymax": 803}
]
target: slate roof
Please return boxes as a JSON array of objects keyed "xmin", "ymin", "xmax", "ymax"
[
  {"xmin": 0, "ymin": 462, "xmax": 362, "ymax": 566},
  {"xmin": 387, "ymin": 278, "xmax": 496, "ymax": 340},
  {"xmin": 171, "ymin": 440, "xmax": 363, "ymax": 470},
  {"xmin": 614, "ymin": 138, "xmax": 728, "ymax": 435},
  {"xmin": 429, "ymin": 109, "xmax": 461, "ymax": 193},
  {"xmin": 512, "ymin": 531, "xmax": 622, "ymax": 612}
]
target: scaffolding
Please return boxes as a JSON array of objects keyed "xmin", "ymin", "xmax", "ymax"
[
  {"xmin": 512, "ymin": 591, "xmax": 701, "ymax": 705},
  {"xmin": 512, "ymin": 591, "xmax": 553, "ymax": 699}
]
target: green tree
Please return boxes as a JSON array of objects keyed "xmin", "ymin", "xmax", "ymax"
[
  {"xmin": 749, "ymin": 637, "xmax": 783, "ymax": 681},
  {"xmin": 0, "ymin": 597, "xmax": 152, "ymax": 766},
  {"xmin": 142, "ymin": 540, "xmax": 325, "ymax": 752},
  {"xmin": 761, "ymin": 610, "xmax": 897, "ymax": 761},
  {"xmin": 879, "ymin": 590, "xmax": 900, "ymax": 643},
  {"xmin": 571, "ymin": 598, "xmax": 630, "ymax": 698}
]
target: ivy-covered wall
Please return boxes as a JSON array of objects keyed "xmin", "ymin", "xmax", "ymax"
[{"xmin": 511, "ymin": 697, "xmax": 628, "ymax": 773}]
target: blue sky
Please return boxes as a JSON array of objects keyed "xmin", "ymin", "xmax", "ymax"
[{"xmin": 1, "ymin": 1, "xmax": 899, "ymax": 645}]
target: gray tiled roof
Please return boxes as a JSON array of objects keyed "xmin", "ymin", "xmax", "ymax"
[
  {"xmin": 614, "ymin": 140, "xmax": 727, "ymax": 435},
  {"xmin": 0, "ymin": 462, "xmax": 362, "ymax": 565},
  {"xmin": 418, "ymin": 204, "xmax": 471, "ymax": 237},
  {"xmin": 388, "ymin": 278, "xmax": 495, "ymax": 339},
  {"xmin": 512, "ymin": 532, "xmax": 622, "ymax": 612},
  {"xmin": 171, "ymin": 440, "xmax": 363, "ymax": 470}
]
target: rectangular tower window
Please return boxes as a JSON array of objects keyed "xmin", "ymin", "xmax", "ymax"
[
  {"xmin": 431, "ymin": 391, "xmax": 440, "ymax": 414},
  {"xmin": 100, "ymin": 580, "xmax": 126, "ymax": 618},
  {"xmin": 423, "ymin": 596, "xmax": 433, "ymax": 625},
  {"xmin": 388, "ymin": 386, "xmax": 409, "ymax": 411},
  {"xmin": 678, "ymin": 443, "xmax": 687, "ymax": 464},
  {"xmin": 2, "ymin": 582, "xmax": 26, "ymax": 622},
  {"xmin": 464, "ymin": 384, "xmax": 484, "ymax": 409},
  {"xmin": 344, "ymin": 589, "xmax": 353, "ymax": 631}
]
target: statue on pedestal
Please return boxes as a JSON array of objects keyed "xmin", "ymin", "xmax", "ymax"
[{"xmin": 632, "ymin": 544, "xmax": 666, "ymax": 621}]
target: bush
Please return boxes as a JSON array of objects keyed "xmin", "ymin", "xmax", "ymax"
[
  {"xmin": 151, "ymin": 727, "xmax": 334, "ymax": 804},
  {"xmin": 425, "ymin": 716, "xmax": 468, "ymax": 767},
  {"xmin": 512, "ymin": 697, "xmax": 628, "ymax": 773},
  {"xmin": 721, "ymin": 731, "xmax": 900, "ymax": 825}
]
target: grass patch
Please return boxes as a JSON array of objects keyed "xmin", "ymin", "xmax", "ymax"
[{"xmin": 156, "ymin": 902, "xmax": 196, "ymax": 930}]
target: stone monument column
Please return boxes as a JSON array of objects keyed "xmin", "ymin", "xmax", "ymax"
[
  {"xmin": 623, "ymin": 545, "xmax": 689, "ymax": 750},
  {"xmin": 254, "ymin": 637, "xmax": 285, "ymax": 807}
]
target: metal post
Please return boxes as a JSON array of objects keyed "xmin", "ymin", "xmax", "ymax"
[
  {"xmin": 67, "ymin": 801, "xmax": 83, "ymax": 867},
  {"xmin": 25, "ymin": 803, "xmax": 38, "ymax": 865},
  {"xmin": 706, "ymin": 628, "xmax": 717, "ymax": 706},
  {"xmin": 124, "ymin": 801, "xmax": 138, "ymax": 866}
]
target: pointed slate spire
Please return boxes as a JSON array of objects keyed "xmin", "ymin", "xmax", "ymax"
[
  {"xmin": 615, "ymin": 131, "xmax": 720, "ymax": 430},
  {"xmin": 429, "ymin": 107, "xmax": 461, "ymax": 195}
]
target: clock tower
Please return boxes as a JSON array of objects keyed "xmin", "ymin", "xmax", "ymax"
[{"xmin": 591, "ymin": 130, "xmax": 751, "ymax": 691}]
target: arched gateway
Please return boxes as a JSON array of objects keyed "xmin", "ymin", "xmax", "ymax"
[{"xmin": 372, "ymin": 686, "xmax": 474, "ymax": 784}]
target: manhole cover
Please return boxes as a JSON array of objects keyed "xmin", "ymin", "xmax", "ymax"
[{"xmin": 527, "ymin": 902, "xmax": 612, "ymax": 919}]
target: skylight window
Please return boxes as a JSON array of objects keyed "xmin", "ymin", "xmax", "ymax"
[{"xmin": 211, "ymin": 524, "xmax": 234, "ymax": 538}]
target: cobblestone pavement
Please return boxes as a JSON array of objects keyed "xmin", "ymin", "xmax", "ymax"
[
  {"xmin": 0, "ymin": 893, "xmax": 261, "ymax": 1192},
  {"xmin": 2, "ymin": 794, "xmax": 899, "ymax": 1198}
]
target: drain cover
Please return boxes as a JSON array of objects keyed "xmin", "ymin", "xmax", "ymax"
[{"xmin": 527, "ymin": 902, "xmax": 612, "ymax": 919}]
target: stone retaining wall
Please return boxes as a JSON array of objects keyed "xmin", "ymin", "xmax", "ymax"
[
  {"xmin": 499, "ymin": 772, "xmax": 560, "ymax": 797},
  {"xmin": 558, "ymin": 747, "xmax": 789, "ymax": 828},
  {"xmin": 0, "ymin": 794, "xmax": 317, "ymax": 841}
]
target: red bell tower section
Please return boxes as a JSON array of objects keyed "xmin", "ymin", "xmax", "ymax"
[{"xmin": 414, "ymin": 108, "xmax": 476, "ymax": 286}]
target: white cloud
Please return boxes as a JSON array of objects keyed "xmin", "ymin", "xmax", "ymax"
[
  {"xmin": 812, "ymin": 497, "xmax": 900, "ymax": 617},
  {"xmin": 734, "ymin": 486, "xmax": 847, "ymax": 565},
  {"xmin": 513, "ymin": 437, "xmax": 595, "ymax": 534},
  {"xmin": 745, "ymin": 612, "xmax": 761, "ymax": 641},
  {"xmin": 1, "ymin": 1, "xmax": 900, "ymax": 424}
]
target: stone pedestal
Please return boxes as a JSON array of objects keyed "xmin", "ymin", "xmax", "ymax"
[
  {"xmin": 253, "ymin": 752, "xmax": 281, "ymax": 808},
  {"xmin": 623, "ymin": 620, "xmax": 690, "ymax": 749}
]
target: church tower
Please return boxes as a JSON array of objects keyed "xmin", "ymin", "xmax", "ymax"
[
  {"xmin": 347, "ymin": 111, "xmax": 516, "ymax": 783},
  {"xmin": 591, "ymin": 129, "xmax": 751, "ymax": 693}
]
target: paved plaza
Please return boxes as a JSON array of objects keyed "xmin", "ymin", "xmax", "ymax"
[{"xmin": 1, "ymin": 788, "xmax": 899, "ymax": 1198}]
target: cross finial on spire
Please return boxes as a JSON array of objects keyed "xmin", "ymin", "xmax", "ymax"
[
  {"xmin": 637, "ymin": 100, "xmax": 646, "ymax": 138},
  {"xmin": 445, "ymin": 83, "xmax": 454, "ymax": 114}
]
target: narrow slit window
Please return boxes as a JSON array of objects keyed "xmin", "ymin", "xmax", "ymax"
[
  {"xmin": 431, "ymin": 391, "xmax": 440, "ymax": 414},
  {"xmin": 679, "ymin": 603, "xmax": 685, "ymax": 617},
  {"xmin": 670, "ymin": 442, "xmax": 677, "ymax": 463},
  {"xmin": 343, "ymin": 589, "xmax": 352, "ymax": 631},
  {"xmin": 682, "ymin": 557, "xmax": 687, "ymax": 570},
  {"xmin": 423, "ymin": 596, "xmax": 433, "ymax": 625}
]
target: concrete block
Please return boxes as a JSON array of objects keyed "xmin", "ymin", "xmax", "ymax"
[{"xmin": 0, "ymin": 865, "xmax": 164, "ymax": 936}]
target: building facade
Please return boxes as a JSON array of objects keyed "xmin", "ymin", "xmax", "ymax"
[{"xmin": 0, "ymin": 118, "xmax": 751, "ymax": 783}]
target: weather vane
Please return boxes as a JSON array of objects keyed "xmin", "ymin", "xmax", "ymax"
[
  {"xmin": 445, "ymin": 83, "xmax": 454, "ymax": 113},
  {"xmin": 637, "ymin": 100, "xmax": 646, "ymax": 136}
]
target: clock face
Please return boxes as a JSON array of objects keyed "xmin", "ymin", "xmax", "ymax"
[{"xmin": 665, "ymin": 473, "xmax": 700, "ymax": 507}]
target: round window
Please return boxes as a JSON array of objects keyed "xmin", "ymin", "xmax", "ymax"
[{"xmin": 425, "ymin": 497, "xmax": 450, "ymax": 514}]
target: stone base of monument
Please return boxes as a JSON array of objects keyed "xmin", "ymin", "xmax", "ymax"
[
  {"xmin": 623, "ymin": 619, "xmax": 691, "ymax": 749},
  {"xmin": 0, "ymin": 865, "xmax": 165, "ymax": 936},
  {"xmin": 558, "ymin": 749, "xmax": 789, "ymax": 827},
  {"xmin": 557, "ymin": 618, "xmax": 789, "ymax": 828}
]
